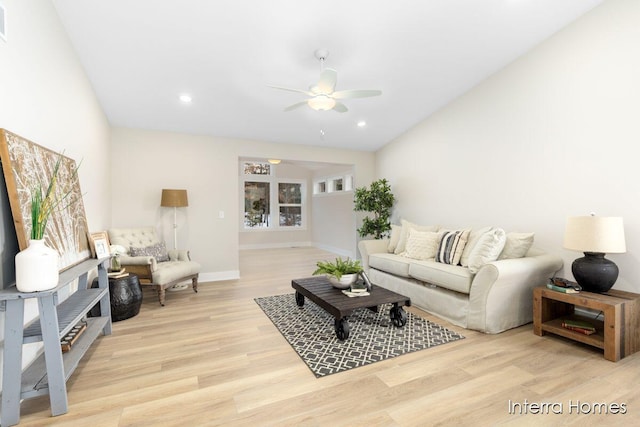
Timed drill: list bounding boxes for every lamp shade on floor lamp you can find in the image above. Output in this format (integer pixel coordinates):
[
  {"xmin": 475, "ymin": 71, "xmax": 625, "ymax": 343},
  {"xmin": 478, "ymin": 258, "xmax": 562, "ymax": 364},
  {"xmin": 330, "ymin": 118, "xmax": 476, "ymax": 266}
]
[
  {"xmin": 563, "ymin": 216, "xmax": 626, "ymax": 293},
  {"xmin": 161, "ymin": 189, "xmax": 188, "ymax": 250}
]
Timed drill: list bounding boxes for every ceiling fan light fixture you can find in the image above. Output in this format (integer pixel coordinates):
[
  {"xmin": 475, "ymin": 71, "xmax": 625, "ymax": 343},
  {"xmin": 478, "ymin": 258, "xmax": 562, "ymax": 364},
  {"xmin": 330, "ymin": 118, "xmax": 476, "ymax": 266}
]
[
  {"xmin": 268, "ymin": 159, "xmax": 281, "ymax": 165},
  {"xmin": 308, "ymin": 95, "xmax": 336, "ymax": 111}
]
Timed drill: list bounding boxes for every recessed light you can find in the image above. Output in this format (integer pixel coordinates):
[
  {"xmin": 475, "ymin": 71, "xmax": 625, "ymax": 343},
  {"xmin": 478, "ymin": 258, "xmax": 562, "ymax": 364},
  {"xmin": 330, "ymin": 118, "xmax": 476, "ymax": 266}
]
[
  {"xmin": 179, "ymin": 94, "xmax": 192, "ymax": 103},
  {"xmin": 357, "ymin": 121, "xmax": 366, "ymax": 127}
]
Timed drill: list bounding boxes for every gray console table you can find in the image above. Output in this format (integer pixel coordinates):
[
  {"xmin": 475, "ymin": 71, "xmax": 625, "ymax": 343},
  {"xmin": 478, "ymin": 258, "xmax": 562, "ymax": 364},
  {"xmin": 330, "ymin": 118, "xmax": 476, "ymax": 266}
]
[{"xmin": 0, "ymin": 258, "xmax": 112, "ymax": 426}]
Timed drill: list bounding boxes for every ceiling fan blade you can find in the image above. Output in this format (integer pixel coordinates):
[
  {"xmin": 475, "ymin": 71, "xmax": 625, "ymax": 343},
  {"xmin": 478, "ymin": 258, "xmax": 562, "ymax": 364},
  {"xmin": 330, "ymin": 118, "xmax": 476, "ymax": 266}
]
[
  {"xmin": 333, "ymin": 102, "xmax": 348, "ymax": 113},
  {"xmin": 316, "ymin": 68, "xmax": 337, "ymax": 94},
  {"xmin": 332, "ymin": 89, "xmax": 382, "ymax": 99},
  {"xmin": 284, "ymin": 101, "xmax": 308, "ymax": 112},
  {"xmin": 268, "ymin": 85, "xmax": 313, "ymax": 96}
]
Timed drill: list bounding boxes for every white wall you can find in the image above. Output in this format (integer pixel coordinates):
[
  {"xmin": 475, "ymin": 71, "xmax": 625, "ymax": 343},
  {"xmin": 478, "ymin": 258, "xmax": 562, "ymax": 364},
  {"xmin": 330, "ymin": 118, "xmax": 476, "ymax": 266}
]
[
  {"xmin": 111, "ymin": 127, "xmax": 375, "ymax": 279},
  {"xmin": 312, "ymin": 165, "xmax": 358, "ymax": 257},
  {"xmin": 377, "ymin": 0, "xmax": 640, "ymax": 292},
  {"xmin": 0, "ymin": 0, "xmax": 110, "ymax": 374}
]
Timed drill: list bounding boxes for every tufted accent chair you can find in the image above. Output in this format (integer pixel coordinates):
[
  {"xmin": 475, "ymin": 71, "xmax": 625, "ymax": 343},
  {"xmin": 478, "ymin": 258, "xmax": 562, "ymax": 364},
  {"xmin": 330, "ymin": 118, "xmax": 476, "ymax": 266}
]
[{"xmin": 108, "ymin": 227, "xmax": 201, "ymax": 306}]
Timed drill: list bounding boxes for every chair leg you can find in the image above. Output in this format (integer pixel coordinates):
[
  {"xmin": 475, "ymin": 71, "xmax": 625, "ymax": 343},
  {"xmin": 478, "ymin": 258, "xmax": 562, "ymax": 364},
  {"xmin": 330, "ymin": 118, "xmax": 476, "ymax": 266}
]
[
  {"xmin": 192, "ymin": 277, "xmax": 198, "ymax": 293},
  {"xmin": 158, "ymin": 286, "xmax": 166, "ymax": 306}
]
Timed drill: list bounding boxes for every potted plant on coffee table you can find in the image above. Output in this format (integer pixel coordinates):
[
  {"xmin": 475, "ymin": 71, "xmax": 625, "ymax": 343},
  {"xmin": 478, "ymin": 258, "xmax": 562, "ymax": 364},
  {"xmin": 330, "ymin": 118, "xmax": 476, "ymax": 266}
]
[{"xmin": 313, "ymin": 257, "xmax": 363, "ymax": 289}]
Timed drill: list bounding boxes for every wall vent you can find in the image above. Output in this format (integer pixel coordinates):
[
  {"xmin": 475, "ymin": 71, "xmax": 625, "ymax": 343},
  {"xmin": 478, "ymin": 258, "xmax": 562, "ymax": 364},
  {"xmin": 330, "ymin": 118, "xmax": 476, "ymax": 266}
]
[{"xmin": 0, "ymin": 3, "xmax": 6, "ymax": 42}]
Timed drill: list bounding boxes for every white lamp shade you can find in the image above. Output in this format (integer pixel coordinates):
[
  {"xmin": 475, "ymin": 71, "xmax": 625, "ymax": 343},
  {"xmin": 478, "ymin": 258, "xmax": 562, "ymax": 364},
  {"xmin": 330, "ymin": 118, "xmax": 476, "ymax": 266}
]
[{"xmin": 563, "ymin": 216, "xmax": 626, "ymax": 253}]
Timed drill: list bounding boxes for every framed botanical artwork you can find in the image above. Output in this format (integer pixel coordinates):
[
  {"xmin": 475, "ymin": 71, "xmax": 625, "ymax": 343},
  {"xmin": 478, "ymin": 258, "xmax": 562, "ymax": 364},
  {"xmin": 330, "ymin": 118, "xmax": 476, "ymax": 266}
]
[
  {"xmin": 0, "ymin": 129, "xmax": 91, "ymax": 270},
  {"xmin": 88, "ymin": 231, "xmax": 110, "ymax": 259}
]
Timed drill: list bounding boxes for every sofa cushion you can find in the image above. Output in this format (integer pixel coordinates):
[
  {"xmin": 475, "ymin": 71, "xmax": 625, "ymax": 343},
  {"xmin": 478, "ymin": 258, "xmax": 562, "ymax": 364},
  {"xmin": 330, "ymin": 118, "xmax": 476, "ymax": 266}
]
[
  {"xmin": 369, "ymin": 253, "xmax": 413, "ymax": 278},
  {"xmin": 409, "ymin": 260, "xmax": 474, "ymax": 294},
  {"xmin": 403, "ymin": 229, "xmax": 441, "ymax": 260},
  {"xmin": 435, "ymin": 229, "xmax": 470, "ymax": 265},
  {"xmin": 499, "ymin": 232, "xmax": 535, "ymax": 260},
  {"xmin": 387, "ymin": 224, "xmax": 402, "ymax": 253},
  {"xmin": 460, "ymin": 226, "xmax": 493, "ymax": 267},
  {"xmin": 130, "ymin": 241, "xmax": 170, "ymax": 262},
  {"xmin": 467, "ymin": 228, "xmax": 506, "ymax": 273},
  {"xmin": 394, "ymin": 219, "xmax": 439, "ymax": 254}
]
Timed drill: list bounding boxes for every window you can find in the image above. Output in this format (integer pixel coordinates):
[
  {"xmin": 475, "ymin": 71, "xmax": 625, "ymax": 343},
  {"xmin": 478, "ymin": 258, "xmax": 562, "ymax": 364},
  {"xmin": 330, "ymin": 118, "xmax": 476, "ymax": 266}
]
[
  {"xmin": 241, "ymin": 161, "xmax": 305, "ymax": 230},
  {"xmin": 331, "ymin": 177, "xmax": 343, "ymax": 192},
  {"xmin": 244, "ymin": 182, "xmax": 270, "ymax": 228},
  {"xmin": 313, "ymin": 173, "xmax": 354, "ymax": 196},
  {"xmin": 314, "ymin": 180, "xmax": 326, "ymax": 194},
  {"xmin": 278, "ymin": 183, "xmax": 302, "ymax": 227},
  {"xmin": 243, "ymin": 162, "xmax": 271, "ymax": 175}
]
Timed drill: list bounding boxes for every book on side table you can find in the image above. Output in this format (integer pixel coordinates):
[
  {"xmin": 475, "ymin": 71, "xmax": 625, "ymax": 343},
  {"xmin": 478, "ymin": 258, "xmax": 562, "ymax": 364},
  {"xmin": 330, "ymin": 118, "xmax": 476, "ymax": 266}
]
[
  {"xmin": 546, "ymin": 277, "xmax": 581, "ymax": 293},
  {"xmin": 561, "ymin": 318, "xmax": 596, "ymax": 335}
]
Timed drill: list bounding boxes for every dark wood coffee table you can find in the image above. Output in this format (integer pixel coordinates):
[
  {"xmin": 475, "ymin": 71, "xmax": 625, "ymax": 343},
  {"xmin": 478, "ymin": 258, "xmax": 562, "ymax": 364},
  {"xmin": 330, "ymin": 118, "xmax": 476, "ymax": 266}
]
[{"xmin": 291, "ymin": 276, "xmax": 411, "ymax": 340}]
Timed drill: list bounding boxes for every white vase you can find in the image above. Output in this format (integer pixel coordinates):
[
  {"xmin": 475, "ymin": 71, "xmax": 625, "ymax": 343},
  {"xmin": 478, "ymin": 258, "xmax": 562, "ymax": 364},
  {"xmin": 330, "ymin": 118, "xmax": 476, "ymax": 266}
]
[
  {"xmin": 15, "ymin": 239, "xmax": 60, "ymax": 292},
  {"xmin": 329, "ymin": 273, "xmax": 358, "ymax": 289}
]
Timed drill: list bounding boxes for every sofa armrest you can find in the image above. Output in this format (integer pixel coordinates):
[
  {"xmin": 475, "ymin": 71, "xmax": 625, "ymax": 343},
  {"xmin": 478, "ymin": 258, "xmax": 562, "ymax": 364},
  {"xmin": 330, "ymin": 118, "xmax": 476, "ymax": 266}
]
[
  {"xmin": 467, "ymin": 250, "xmax": 563, "ymax": 333},
  {"xmin": 357, "ymin": 239, "xmax": 390, "ymax": 272},
  {"xmin": 168, "ymin": 249, "xmax": 191, "ymax": 262}
]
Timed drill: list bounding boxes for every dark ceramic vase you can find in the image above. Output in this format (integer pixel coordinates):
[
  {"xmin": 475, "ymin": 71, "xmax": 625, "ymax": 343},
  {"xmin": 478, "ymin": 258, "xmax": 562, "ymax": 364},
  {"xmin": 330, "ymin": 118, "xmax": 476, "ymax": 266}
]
[{"xmin": 572, "ymin": 252, "xmax": 619, "ymax": 293}]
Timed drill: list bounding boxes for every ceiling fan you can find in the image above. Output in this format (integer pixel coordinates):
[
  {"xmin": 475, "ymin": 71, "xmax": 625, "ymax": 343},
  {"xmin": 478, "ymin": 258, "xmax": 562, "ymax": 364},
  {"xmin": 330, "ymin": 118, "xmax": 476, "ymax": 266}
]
[{"xmin": 269, "ymin": 49, "xmax": 382, "ymax": 113}]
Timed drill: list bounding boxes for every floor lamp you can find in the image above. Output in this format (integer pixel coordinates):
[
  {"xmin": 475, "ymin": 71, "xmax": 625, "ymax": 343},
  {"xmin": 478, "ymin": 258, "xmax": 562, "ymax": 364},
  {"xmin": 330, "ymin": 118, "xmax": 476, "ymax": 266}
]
[{"xmin": 161, "ymin": 189, "xmax": 189, "ymax": 290}]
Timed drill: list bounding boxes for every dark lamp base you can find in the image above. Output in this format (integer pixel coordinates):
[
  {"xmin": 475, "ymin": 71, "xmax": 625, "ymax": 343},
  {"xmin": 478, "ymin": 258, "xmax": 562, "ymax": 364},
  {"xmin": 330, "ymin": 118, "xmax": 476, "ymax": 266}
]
[{"xmin": 572, "ymin": 252, "xmax": 619, "ymax": 293}]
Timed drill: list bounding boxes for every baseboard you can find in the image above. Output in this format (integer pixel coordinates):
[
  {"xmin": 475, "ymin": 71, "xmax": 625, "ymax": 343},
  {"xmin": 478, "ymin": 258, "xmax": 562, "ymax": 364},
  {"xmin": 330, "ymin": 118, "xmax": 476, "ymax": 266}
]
[
  {"xmin": 312, "ymin": 243, "xmax": 355, "ymax": 259},
  {"xmin": 199, "ymin": 270, "xmax": 240, "ymax": 282},
  {"xmin": 239, "ymin": 242, "xmax": 313, "ymax": 250}
]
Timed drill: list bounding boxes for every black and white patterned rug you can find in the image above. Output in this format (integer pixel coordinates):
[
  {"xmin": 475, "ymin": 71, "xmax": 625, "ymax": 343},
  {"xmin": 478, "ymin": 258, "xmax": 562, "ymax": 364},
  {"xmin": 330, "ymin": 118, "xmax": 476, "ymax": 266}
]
[{"xmin": 255, "ymin": 293, "xmax": 465, "ymax": 377}]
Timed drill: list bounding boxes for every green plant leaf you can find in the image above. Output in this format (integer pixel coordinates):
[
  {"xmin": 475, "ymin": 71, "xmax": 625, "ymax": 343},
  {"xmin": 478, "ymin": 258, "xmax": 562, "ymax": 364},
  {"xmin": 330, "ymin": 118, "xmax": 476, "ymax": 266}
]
[
  {"xmin": 312, "ymin": 257, "xmax": 363, "ymax": 280},
  {"xmin": 354, "ymin": 178, "xmax": 395, "ymax": 239}
]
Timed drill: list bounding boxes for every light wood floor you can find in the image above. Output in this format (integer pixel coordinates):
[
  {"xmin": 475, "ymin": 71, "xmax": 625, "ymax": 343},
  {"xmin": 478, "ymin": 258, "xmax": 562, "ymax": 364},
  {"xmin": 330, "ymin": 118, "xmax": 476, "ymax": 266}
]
[{"xmin": 16, "ymin": 247, "xmax": 640, "ymax": 426}]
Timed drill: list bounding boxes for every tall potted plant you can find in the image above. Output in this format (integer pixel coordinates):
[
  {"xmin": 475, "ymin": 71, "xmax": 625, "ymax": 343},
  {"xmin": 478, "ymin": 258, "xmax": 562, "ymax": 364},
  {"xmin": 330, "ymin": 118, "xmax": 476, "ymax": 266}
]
[
  {"xmin": 354, "ymin": 178, "xmax": 395, "ymax": 239},
  {"xmin": 15, "ymin": 154, "xmax": 80, "ymax": 292}
]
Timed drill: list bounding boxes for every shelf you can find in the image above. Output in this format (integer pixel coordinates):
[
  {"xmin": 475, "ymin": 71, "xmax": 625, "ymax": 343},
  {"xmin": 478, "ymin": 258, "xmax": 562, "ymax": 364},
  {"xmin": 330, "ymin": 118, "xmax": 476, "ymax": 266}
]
[
  {"xmin": 22, "ymin": 288, "xmax": 108, "ymax": 343},
  {"xmin": 20, "ymin": 317, "xmax": 109, "ymax": 398},
  {"xmin": 0, "ymin": 257, "xmax": 108, "ymax": 301},
  {"xmin": 0, "ymin": 257, "xmax": 112, "ymax": 426},
  {"xmin": 540, "ymin": 316, "xmax": 604, "ymax": 349}
]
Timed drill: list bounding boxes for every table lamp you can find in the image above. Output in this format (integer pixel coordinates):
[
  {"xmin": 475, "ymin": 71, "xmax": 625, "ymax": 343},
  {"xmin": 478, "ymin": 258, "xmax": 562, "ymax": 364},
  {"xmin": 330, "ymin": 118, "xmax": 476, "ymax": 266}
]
[
  {"xmin": 161, "ymin": 189, "xmax": 188, "ymax": 250},
  {"xmin": 563, "ymin": 215, "xmax": 626, "ymax": 293}
]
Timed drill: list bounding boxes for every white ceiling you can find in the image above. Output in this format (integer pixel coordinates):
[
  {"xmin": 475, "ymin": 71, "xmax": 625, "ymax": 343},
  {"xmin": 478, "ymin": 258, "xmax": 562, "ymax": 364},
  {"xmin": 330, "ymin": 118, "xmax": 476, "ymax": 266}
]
[{"xmin": 52, "ymin": 0, "xmax": 602, "ymax": 152}]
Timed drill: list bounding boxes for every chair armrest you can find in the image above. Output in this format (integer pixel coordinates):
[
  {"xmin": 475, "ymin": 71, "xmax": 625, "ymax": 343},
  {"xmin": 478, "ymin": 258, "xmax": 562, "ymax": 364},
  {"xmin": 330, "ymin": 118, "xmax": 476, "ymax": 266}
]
[
  {"xmin": 168, "ymin": 249, "xmax": 191, "ymax": 262},
  {"xmin": 120, "ymin": 255, "xmax": 157, "ymax": 271}
]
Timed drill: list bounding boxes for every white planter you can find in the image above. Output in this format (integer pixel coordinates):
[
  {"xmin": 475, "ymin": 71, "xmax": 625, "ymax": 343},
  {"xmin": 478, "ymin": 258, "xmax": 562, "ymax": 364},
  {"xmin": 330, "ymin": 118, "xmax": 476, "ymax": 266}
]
[
  {"xmin": 15, "ymin": 239, "xmax": 60, "ymax": 292},
  {"xmin": 328, "ymin": 273, "xmax": 358, "ymax": 289}
]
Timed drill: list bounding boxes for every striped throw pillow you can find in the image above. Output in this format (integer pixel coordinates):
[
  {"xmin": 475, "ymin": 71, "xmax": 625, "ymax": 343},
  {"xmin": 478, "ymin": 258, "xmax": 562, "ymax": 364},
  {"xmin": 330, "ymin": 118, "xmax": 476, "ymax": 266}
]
[{"xmin": 435, "ymin": 230, "xmax": 470, "ymax": 265}]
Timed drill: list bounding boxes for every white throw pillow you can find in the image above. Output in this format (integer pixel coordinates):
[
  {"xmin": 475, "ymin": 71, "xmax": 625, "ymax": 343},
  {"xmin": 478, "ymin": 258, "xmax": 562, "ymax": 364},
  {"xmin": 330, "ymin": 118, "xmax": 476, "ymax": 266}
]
[
  {"xmin": 387, "ymin": 224, "xmax": 402, "ymax": 253},
  {"xmin": 467, "ymin": 228, "xmax": 506, "ymax": 273},
  {"xmin": 460, "ymin": 226, "xmax": 493, "ymax": 267},
  {"xmin": 499, "ymin": 232, "xmax": 535, "ymax": 260},
  {"xmin": 394, "ymin": 219, "xmax": 439, "ymax": 254},
  {"xmin": 403, "ymin": 229, "xmax": 441, "ymax": 260}
]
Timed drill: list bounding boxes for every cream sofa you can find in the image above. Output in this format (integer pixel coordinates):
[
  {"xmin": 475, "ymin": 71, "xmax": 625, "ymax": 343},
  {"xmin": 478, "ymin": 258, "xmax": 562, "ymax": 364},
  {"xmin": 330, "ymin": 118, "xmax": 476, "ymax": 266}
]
[
  {"xmin": 108, "ymin": 227, "xmax": 201, "ymax": 306},
  {"xmin": 358, "ymin": 222, "xmax": 563, "ymax": 333}
]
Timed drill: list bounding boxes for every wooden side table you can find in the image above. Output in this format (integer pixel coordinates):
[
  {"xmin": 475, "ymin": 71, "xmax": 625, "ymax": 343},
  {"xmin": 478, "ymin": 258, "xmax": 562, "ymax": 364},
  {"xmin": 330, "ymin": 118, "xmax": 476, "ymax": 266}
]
[{"xmin": 533, "ymin": 286, "xmax": 640, "ymax": 361}]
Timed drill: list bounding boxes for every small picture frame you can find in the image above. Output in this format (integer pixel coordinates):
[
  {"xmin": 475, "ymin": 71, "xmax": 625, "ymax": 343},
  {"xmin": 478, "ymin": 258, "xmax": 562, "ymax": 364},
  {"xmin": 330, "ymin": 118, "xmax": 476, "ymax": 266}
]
[{"xmin": 88, "ymin": 231, "xmax": 110, "ymax": 259}]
